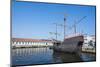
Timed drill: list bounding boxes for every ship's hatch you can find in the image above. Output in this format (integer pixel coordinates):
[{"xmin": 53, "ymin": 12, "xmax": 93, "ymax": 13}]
[
  {"xmin": 54, "ymin": 42, "xmax": 61, "ymax": 46},
  {"xmin": 77, "ymin": 41, "xmax": 83, "ymax": 52},
  {"xmin": 77, "ymin": 41, "xmax": 83, "ymax": 46}
]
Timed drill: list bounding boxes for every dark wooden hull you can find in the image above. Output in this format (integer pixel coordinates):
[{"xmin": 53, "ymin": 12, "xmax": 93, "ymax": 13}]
[{"xmin": 53, "ymin": 35, "xmax": 84, "ymax": 53}]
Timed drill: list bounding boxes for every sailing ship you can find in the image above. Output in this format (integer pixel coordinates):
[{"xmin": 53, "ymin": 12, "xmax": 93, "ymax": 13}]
[{"xmin": 53, "ymin": 15, "xmax": 86, "ymax": 53}]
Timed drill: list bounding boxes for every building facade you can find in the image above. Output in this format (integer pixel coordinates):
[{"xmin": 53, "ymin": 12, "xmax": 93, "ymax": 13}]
[
  {"xmin": 83, "ymin": 35, "xmax": 95, "ymax": 47},
  {"xmin": 82, "ymin": 35, "xmax": 96, "ymax": 53},
  {"xmin": 12, "ymin": 38, "xmax": 53, "ymax": 48}
]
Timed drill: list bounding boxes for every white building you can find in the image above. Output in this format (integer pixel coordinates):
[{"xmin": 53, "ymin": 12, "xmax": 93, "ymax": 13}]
[
  {"xmin": 82, "ymin": 35, "xmax": 96, "ymax": 53},
  {"xmin": 83, "ymin": 35, "xmax": 95, "ymax": 47},
  {"xmin": 12, "ymin": 38, "xmax": 53, "ymax": 48}
]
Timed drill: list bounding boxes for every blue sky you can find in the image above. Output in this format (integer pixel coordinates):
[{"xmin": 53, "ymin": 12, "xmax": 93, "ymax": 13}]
[{"xmin": 12, "ymin": 0, "xmax": 96, "ymax": 40}]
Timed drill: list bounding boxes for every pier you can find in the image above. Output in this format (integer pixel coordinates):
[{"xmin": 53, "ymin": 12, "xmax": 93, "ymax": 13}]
[{"xmin": 82, "ymin": 47, "xmax": 95, "ymax": 53}]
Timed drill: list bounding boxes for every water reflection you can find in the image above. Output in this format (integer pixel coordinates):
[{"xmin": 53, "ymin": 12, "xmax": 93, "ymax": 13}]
[
  {"xmin": 12, "ymin": 47, "xmax": 96, "ymax": 66},
  {"xmin": 53, "ymin": 52, "xmax": 82, "ymax": 63},
  {"xmin": 12, "ymin": 48, "xmax": 54, "ymax": 66}
]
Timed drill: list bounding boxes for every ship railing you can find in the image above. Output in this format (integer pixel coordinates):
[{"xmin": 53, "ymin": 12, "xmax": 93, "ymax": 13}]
[{"xmin": 65, "ymin": 33, "xmax": 83, "ymax": 39}]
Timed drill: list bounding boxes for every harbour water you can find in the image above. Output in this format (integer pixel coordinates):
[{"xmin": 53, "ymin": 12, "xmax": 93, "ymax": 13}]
[{"xmin": 12, "ymin": 47, "xmax": 96, "ymax": 66}]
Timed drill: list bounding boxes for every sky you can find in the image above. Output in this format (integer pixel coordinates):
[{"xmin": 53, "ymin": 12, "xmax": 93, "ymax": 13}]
[{"xmin": 12, "ymin": 0, "xmax": 96, "ymax": 40}]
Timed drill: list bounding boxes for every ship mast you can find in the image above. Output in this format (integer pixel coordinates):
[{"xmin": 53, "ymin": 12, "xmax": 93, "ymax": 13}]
[
  {"xmin": 54, "ymin": 23, "xmax": 59, "ymax": 40},
  {"xmin": 49, "ymin": 13, "xmax": 67, "ymax": 41},
  {"xmin": 64, "ymin": 14, "xmax": 66, "ymax": 40},
  {"xmin": 73, "ymin": 16, "xmax": 87, "ymax": 34},
  {"xmin": 49, "ymin": 23, "xmax": 60, "ymax": 41},
  {"xmin": 74, "ymin": 20, "xmax": 77, "ymax": 34}
]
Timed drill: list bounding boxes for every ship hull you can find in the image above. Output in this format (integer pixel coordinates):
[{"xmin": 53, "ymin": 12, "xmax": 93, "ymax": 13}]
[{"xmin": 53, "ymin": 35, "xmax": 84, "ymax": 53}]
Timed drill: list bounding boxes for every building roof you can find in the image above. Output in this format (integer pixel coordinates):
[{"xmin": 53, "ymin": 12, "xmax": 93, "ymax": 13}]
[{"xmin": 12, "ymin": 38, "xmax": 53, "ymax": 43}]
